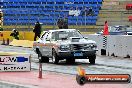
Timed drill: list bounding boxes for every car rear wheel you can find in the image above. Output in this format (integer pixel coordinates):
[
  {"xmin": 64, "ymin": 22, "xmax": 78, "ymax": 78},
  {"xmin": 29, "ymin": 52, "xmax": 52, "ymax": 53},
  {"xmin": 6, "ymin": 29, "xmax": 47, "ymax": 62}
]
[
  {"xmin": 52, "ymin": 49, "xmax": 59, "ymax": 64},
  {"xmin": 41, "ymin": 56, "xmax": 49, "ymax": 63},
  {"xmin": 89, "ymin": 54, "xmax": 96, "ymax": 64},
  {"xmin": 37, "ymin": 50, "xmax": 49, "ymax": 63}
]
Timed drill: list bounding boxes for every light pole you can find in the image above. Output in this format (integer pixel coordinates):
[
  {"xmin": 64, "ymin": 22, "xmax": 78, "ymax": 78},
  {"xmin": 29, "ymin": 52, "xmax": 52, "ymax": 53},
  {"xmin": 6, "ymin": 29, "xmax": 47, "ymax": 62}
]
[{"xmin": 84, "ymin": 7, "xmax": 87, "ymax": 31}]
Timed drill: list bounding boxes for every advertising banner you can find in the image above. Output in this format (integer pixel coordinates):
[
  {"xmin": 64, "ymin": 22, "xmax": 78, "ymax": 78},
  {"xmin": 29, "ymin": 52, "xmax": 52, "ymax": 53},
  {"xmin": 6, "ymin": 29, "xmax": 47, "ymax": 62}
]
[{"xmin": 0, "ymin": 52, "xmax": 31, "ymax": 71}]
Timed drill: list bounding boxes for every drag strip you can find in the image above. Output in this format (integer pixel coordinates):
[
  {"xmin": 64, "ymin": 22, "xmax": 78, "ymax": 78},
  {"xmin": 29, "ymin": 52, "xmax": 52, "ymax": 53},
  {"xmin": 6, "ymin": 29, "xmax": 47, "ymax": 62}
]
[
  {"xmin": 31, "ymin": 59, "xmax": 132, "ymax": 76},
  {"xmin": 1, "ymin": 45, "xmax": 132, "ymax": 82}
]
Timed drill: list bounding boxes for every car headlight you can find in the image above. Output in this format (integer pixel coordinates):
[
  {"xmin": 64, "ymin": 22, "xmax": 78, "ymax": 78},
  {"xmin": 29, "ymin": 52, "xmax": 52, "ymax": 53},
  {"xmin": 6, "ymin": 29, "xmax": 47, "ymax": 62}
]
[
  {"xmin": 60, "ymin": 45, "xmax": 70, "ymax": 51},
  {"xmin": 85, "ymin": 44, "xmax": 97, "ymax": 49},
  {"xmin": 86, "ymin": 44, "xmax": 93, "ymax": 47}
]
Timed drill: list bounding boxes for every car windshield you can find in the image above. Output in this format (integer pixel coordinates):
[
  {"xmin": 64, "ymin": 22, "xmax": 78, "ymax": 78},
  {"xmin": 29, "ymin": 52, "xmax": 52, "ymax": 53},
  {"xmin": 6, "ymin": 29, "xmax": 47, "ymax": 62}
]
[
  {"xmin": 126, "ymin": 27, "xmax": 132, "ymax": 31},
  {"xmin": 53, "ymin": 30, "xmax": 83, "ymax": 40},
  {"xmin": 109, "ymin": 26, "xmax": 129, "ymax": 32}
]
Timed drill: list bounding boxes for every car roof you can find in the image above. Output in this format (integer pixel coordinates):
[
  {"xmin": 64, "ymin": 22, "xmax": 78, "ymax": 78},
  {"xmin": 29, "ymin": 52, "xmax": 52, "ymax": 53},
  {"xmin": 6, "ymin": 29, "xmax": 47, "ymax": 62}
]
[
  {"xmin": 112, "ymin": 25, "xmax": 129, "ymax": 28},
  {"xmin": 48, "ymin": 29, "xmax": 76, "ymax": 32}
]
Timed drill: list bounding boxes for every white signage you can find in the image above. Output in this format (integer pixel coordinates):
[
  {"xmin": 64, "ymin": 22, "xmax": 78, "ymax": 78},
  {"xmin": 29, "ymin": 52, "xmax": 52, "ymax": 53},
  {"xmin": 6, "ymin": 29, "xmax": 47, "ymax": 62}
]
[
  {"xmin": 0, "ymin": 54, "xmax": 31, "ymax": 72},
  {"xmin": 69, "ymin": 10, "xmax": 81, "ymax": 16},
  {"xmin": 0, "ymin": 63, "xmax": 30, "ymax": 71}
]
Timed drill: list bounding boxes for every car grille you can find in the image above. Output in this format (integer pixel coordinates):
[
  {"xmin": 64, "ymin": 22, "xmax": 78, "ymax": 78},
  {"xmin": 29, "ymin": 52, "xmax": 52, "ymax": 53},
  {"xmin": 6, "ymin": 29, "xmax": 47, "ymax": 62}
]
[{"xmin": 70, "ymin": 44, "xmax": 86, "ymax": 51}]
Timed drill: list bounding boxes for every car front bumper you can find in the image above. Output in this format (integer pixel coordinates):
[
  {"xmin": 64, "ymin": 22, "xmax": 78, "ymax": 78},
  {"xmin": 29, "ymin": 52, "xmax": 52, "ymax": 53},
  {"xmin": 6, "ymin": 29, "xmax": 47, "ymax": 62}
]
[{"xmin": 57, "ymin": 50, "xmax": 97, "ymax": 59}]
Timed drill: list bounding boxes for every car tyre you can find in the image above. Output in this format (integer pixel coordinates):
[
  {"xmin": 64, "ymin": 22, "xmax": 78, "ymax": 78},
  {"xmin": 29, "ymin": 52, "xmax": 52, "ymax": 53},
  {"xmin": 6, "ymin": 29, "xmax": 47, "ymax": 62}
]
[
  {"xmin": 89, "ymin": 54, "xmax": 96, "ymax": 64},
  {"xmin": 41, "ymin": 56, "xmax": 49, "ymax": 63},
  {"xmin": 76, "ymin": 75, "xmax": 86, "ymax": 85},
  {"xmin": 37, "ymin": 50, "xmax": 49, "ymax": 63},
  {"xmin": 52, "ymin": 49, "xmax": 59, "ymax": 64}
]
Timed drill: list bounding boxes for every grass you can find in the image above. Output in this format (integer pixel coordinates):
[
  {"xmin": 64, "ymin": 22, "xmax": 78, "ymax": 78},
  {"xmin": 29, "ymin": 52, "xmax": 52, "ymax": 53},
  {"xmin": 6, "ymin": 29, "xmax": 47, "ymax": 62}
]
[
  {"xmin": 2, "ymin": 25, "xmax": 102, "ymax": 33},
  {"xmin": 2, "ymin": 25, "xmax": 97, "ymax": 29}
]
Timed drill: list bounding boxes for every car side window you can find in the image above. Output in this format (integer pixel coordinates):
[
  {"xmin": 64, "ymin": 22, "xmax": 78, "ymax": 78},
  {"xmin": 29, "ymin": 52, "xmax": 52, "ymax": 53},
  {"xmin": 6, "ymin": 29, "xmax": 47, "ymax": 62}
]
[
  {"xmin": 40, "ymin": 32, "xmax": 48, "ymax": 40},
  {"xmin": 51, "ymin": 32, "xmax": 56, "ymax": 41},
  {"xmin": 40, "ymin": 32, "xmax": 46, "ymax": 38},
  {"xmin": 46, "ymin": 32, "xmax": 51, "ymax": 40}
]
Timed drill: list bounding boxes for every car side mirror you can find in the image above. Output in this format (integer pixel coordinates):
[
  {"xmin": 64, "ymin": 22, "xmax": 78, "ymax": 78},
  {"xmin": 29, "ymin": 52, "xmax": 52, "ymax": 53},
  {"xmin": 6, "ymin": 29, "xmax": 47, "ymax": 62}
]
[{"xmin": 46, "ymin": 38, "xmax": 50, "ymax": 41}]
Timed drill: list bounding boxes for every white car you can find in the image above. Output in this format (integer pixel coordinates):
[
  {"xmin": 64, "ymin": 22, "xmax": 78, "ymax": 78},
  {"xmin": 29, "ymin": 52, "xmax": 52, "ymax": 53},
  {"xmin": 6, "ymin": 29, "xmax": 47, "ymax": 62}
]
[{"xmin": 33, "ymin": 29, "xmax": 98, "ymax": 64}]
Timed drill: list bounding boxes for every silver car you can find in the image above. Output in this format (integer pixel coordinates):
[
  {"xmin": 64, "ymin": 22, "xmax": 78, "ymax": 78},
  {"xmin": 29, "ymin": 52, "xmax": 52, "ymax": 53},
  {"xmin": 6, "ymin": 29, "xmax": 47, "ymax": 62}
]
[
  {"xmin": 33, "ymin": 29, "xmax": 98, "ymax": 64},
  {"xmin": 97, "ymin": 25, "xmax": 132, "ymax": 35}
]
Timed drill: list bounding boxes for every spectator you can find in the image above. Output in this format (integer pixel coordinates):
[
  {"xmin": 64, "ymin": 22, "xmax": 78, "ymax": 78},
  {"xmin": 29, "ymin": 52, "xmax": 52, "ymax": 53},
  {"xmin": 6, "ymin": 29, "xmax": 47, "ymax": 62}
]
[
  {"xmin": 82, "ymin": 7, "xmax": 88, "ymax": 16},
  {"xmin": 103, "ymin": 21, "xmax": 109, "ymax": 35},
  {"xmin": 82, "ymin": 7, "xmax": 94, "ymax": 16},
  {"xmin": 87, "ymin": 7, "xmax": 94, "ymax": 16},
  {"xmin": 33, "ymin": 21, "xmax": 42, "ymax": 41},
  {"xmin": 63, "ymin": 17, "xmax": 68, "ymax": 29},
  {"xmin": 10, "ymin": 29, "xmax": 19, "ymax": 40},
  {"xmin": 57, "ymin": 17, "xmax": 64, "ymax": 29}
]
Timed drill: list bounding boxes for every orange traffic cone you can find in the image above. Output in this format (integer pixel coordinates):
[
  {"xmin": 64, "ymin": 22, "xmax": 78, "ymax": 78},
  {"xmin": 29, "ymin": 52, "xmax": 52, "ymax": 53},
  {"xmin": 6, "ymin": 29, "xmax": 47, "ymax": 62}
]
[
  {"xmin": 38, "ymin": 62, "xmax": 42, "ymax": 79},
  {"xmin": 1, "ymin": 38, "xmax": 5, "ymax": 45}
]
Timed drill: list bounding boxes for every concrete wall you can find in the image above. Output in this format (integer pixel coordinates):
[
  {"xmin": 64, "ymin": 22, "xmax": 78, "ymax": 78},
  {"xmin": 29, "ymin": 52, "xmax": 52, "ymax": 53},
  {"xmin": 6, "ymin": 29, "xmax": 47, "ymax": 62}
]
[{"xmin": 86, "ymin": 34, "xmax": 132, "ymax": 58}]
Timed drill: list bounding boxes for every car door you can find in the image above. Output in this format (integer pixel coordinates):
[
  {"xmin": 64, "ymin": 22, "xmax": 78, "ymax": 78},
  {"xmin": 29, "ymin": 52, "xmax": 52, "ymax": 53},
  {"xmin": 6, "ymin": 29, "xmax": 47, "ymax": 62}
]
[
  {"xmin": 42, "ymin": 32, "xmax": 52, "ymax": 57},
  {"xmin": 38, "ymin": 32, "xmax": 48, "ymax": 56}
]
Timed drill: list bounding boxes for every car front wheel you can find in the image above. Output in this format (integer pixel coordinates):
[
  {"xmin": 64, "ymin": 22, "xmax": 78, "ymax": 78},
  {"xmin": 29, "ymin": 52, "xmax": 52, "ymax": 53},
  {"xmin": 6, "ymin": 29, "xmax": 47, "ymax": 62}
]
[{"xmin": 89, "ymin": 54, "xmax": 96, "ymax": 64}]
